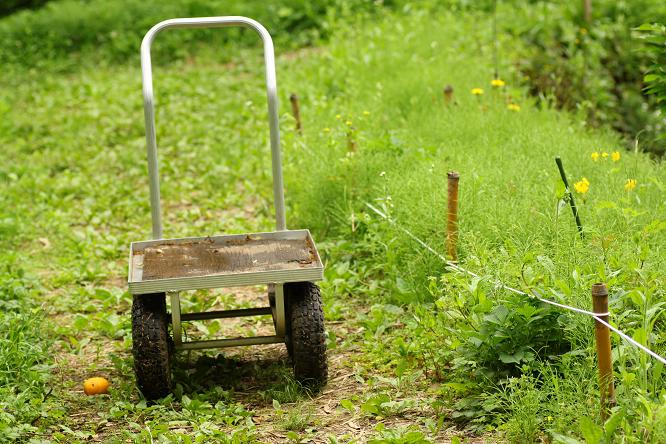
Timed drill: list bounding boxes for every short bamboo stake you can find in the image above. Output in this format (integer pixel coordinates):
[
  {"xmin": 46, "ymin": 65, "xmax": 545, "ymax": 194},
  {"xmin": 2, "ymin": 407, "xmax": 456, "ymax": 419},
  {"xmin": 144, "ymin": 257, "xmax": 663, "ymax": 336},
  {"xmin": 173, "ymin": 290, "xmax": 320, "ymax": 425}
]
[
  {"xmin": 447, "ymin": 171, "xmax": 460, "ymax": 262},
  {"xmin": 289, "ymin": 93, "xmax": 302, "ymax": 134},
  {"xmin": 592, "ymin": 283, "xmax": 616, "ymax": 421},
  {"xmin": 347, "ymin": 128, "xmax": 356, "ymax": 153},
  {"xmin": 443, "ymin": 85, "xmax": 454, "ymax": 105}
]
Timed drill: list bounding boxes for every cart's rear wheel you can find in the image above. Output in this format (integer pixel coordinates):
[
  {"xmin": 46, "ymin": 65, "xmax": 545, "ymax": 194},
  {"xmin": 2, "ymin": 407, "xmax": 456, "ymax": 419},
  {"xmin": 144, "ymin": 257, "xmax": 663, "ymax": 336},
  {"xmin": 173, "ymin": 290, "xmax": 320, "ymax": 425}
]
[
  {"xmin": 132, "ymin": 293, "xmax": 172, "ymax": 400},
  {"xmin": 285, "ymin": 282, "xmax": 327, "ymax": 388}
]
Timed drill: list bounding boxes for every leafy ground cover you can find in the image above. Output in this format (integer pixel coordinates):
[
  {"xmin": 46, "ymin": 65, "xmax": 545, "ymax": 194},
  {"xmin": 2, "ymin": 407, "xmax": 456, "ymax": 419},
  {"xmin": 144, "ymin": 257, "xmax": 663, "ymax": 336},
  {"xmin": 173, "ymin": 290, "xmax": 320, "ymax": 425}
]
[
  {"xmin": 506, "ymin": 0, "xmax": 666, "ymax": 155},
  {"xmin": 1, "ymin": 2, "xmax": 665, "ymax": 443}
]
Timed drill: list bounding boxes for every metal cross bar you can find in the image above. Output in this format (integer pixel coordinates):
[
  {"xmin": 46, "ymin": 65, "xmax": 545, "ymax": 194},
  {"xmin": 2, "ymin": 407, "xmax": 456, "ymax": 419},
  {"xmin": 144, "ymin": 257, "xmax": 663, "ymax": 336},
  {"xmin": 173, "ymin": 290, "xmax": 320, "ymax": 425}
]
[
  {"xmin": 180, "ymin": 307, "xmax": 272, "ymax": 322},
  {"xmin": 178, "ymin": 335, "xmax": 284, "ymax": 351}
]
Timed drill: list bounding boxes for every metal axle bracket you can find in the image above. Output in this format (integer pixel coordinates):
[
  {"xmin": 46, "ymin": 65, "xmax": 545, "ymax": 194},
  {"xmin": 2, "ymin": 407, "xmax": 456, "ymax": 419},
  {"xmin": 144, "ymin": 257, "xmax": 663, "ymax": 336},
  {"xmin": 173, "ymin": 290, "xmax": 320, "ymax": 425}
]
[{"xmin": 168, "ymin": 286, "xmax": 286, "ymax": 350}]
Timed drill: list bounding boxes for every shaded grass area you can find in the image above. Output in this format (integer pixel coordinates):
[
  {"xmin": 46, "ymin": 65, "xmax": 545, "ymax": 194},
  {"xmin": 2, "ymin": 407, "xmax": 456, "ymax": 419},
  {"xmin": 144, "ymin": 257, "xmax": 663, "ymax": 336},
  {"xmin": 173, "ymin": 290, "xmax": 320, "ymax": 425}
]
[
  {"xmin": 0, "ymin": 3, "xmax": 665, "ymax": 443},
  {"xmin": 0, "ymin": 0, "xmax": 416, "ymax": 71}
]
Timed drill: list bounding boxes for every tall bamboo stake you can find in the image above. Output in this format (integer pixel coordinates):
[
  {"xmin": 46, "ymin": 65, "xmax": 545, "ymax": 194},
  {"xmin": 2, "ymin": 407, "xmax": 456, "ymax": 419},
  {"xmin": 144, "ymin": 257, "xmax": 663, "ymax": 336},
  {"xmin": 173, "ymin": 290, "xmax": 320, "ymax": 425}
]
[
  {"xmin": 592, "ymin": 283, "xmax": 616, "ymax": 421},
  {"xmin": 447, "ymin": 171, "xmax": 460, "ymax": 261},
  {"xmin": 583, "ymin": 0, "xmax": 592, "ymax": 23}
]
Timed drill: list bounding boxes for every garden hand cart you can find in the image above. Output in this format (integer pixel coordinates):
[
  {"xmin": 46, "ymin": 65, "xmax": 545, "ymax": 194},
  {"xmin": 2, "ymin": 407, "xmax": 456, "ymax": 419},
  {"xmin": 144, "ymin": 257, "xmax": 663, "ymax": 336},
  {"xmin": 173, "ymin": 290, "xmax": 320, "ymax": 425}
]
[{"xmin": 127, "ymin": 16, "xmax": 327, "ymax": 400}]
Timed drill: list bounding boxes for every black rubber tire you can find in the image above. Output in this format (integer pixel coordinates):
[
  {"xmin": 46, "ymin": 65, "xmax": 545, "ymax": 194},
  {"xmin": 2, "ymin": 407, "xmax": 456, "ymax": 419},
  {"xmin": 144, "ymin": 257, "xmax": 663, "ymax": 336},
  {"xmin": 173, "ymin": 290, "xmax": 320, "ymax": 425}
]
[
  {"xmin": 284, "ymin": 282, "xmax": 328, "ymax": 388},
  {"xmin": 131, "ymin": 293, "xmax": 172, "ymax": 400}
]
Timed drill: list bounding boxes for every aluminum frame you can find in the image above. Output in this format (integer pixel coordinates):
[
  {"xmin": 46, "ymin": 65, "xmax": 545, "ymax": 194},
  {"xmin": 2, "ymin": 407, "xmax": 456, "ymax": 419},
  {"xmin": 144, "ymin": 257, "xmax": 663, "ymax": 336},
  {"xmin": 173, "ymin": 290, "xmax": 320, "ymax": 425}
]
[
  {"xmin": 140, "ymin": 16, "xmax": 286, "ymax": 240},
  {"xmin": 168, "ymin": 287, "xmax": 286, "ymax": 350}
]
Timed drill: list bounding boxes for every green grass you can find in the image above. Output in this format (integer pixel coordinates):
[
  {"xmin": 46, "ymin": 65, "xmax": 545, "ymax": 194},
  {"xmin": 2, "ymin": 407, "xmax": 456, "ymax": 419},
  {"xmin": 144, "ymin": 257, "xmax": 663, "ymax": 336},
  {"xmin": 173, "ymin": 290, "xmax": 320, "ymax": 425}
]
[
  {"xmin": 0, "ymin": 1, "xmax": 665, "ymax": 443},
  {"xmin": 0, "ymin": 257, "xmax": 52, "ymax": 441},
  {"xmin": 0, "ymin": 0, "xmax": 417, "ymax": 71}
]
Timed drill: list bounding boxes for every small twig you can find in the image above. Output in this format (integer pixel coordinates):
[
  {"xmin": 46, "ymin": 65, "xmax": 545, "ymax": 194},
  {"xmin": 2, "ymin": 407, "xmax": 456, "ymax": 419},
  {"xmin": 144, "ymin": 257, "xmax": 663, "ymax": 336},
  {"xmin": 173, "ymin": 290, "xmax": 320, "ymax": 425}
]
[
  {"xmin": 289, "ymin": 93, "xmax": 302, "ymax": 134},
  {"xmin": 492, "ymin": 0, "xmax": 499, "ymax": 80}
]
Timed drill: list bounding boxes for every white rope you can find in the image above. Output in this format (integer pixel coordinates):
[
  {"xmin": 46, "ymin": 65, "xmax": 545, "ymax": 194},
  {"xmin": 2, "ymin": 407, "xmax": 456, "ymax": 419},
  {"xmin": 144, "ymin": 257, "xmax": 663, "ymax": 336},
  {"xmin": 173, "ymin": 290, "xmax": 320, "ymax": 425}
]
[{"xmin": 364, "ymin": 202, "xmax": 666, "ymax": 366}]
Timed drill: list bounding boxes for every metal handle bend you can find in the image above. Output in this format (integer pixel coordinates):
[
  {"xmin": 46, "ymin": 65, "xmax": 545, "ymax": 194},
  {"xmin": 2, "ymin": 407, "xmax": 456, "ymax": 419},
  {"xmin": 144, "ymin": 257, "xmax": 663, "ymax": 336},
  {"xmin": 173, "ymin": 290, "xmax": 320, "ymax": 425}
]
[{"xmin": 140, "ymin": 16, "xmax": 286, "ymax": 239}]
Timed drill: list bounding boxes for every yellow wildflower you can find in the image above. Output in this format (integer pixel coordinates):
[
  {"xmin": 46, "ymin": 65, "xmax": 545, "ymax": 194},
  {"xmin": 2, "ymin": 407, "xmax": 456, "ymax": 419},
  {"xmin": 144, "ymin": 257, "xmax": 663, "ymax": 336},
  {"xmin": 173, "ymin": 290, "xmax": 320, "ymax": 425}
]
[
  {"xmin": 624, "ymin": 179, "xmax": 637, "ymax": 191},
  {"xmin": 363, "ymin": 110, "xmax": 370, "ymax": 116},
  {"xmin": 471, "ymin": 88, "xmax": 484, "ymax": 95},
  {"xmin": 507, "ymin": 103, "xmax": 521, "ymax": 112},
  {"xmin": 611, "ymin": 151, "xmax": 620, "ymax": 162},
  {"xmin": 345, "ymin": 120, "xmax": 353, "ymax": 126},
  {"xmin": 602, "ymin": 152, "xmax": 609, "ymax": 159},
  {"xmin": 591, "ymin": 152, "xmax": 600, "ymax": 161},
  {"xmin": 335, "ymin": 114, "xmax": 341, "ymax": 119},
  {"xmin": 323, "ymin": 128, "xmax": 331, "ymax": 133},
  {"xmin": 574, "ymin": 177, "xmax": 590, "ymax": 194},
  {"xmin": 491, "ymin": 79, "xmax": 506, "ymax": 88}
]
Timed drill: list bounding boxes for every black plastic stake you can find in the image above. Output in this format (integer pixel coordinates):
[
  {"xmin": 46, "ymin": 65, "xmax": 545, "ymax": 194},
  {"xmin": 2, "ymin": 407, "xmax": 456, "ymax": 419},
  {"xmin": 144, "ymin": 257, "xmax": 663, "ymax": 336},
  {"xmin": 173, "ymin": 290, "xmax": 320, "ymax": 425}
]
[{"xmin": 555, "ymin": 157, "xmax": 584, "ymax": 238}]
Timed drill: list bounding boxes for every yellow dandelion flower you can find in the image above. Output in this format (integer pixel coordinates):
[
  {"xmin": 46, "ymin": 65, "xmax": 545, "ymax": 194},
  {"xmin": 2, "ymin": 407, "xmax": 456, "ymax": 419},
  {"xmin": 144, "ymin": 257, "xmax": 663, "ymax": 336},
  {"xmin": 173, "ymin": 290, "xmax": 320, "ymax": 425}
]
[
  {"xmin": 323, "ymin": 128, "xmax": 331, "ymax": 133},
  {"xmin": 624, "ymin": 179, "xmax": 637, "ymax": 191},
  {"xmin": 602, "ymin": 152, "xmax": 609, "ymax": 159},
  {"xmin": 574, "ymin": 177, "xmax": 590, "ymax": 194},
  {"xmin": 363, "ymin": 110, "xmax": 370, "ymax": 116},
  {"xmin": 471, "ymin": 88, "xmax": 484, "ymax": 95},
  {"xmin": 491, "ymin": 79, "xmax": 506, "ymax": 88},
  {"xmin": 591, "ymin": 152, "xmax": 600, "ymax": 161},
  {"xmin": 345, "ymin": 120, "xmax": 353, "ymax": 126},
  {"xmin": 335, "ymin": 114, "xmax": 341, "ymax": 119},
  {"xmin": 611, "ymin": 151, "xmax": 620, "ymax": 162},
  {"xmin": 507, "ymin": 103, "xmax": 521, "ymax": 112}
]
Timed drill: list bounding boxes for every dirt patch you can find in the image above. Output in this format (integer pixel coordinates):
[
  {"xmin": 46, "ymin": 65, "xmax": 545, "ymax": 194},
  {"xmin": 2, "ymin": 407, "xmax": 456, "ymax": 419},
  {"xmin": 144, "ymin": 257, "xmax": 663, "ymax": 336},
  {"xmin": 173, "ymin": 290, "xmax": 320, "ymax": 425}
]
[{"xmin": 42, "ymin": 283, "xmax": 471, "ymax": 442}]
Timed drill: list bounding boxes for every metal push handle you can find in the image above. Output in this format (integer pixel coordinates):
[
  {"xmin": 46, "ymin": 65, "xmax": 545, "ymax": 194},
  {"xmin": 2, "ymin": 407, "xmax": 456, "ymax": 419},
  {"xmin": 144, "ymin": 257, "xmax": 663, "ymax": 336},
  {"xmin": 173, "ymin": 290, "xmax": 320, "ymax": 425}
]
[{"xmin": 140, "ymin": 16, "xmax": 287, "ymax": 239}]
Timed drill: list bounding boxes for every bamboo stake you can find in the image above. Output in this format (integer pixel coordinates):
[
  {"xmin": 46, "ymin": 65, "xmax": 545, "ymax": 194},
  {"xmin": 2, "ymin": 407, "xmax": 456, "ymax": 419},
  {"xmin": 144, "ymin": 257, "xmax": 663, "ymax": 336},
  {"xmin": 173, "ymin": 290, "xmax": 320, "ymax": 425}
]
[
  {"xmin": 347, "ymin": 128, "xmax": 356, "ymax": 153},
  {"xmin": 583, "ymin": 0, "xmax": 592, "ymax": 23},
  {"xmin": 443, "ymin": 85, "xmax": 454, "ymax": 105},
  {"xmin": 289, "ymin": 93, "xmax": 302, "ymax": 134},
  {"xmin": 492, "ymin": 0, "xmax": 499, "ymax": 80},
  {"xmin": 447, "ymin": 171, "xmax": 460, "ymax": 262},
  {"xmin": 555, "ymin": 157, "xmax": 584, "ymax": 238},
  {"xmin": 592, "ymin": 283, "xmax": 616, "ymax": 421}
]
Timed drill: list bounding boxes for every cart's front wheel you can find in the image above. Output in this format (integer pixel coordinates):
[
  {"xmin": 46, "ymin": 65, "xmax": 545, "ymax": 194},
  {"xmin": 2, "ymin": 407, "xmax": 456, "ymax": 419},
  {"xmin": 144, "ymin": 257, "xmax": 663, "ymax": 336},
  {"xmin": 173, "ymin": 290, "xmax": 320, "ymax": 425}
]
[
  {"xmin": 285, "ymin": 282, "xmax": 328, "ymax": 388},
  {"xmin": 132, "ymin": 293, "xmax": 172, "ymax": 400}
]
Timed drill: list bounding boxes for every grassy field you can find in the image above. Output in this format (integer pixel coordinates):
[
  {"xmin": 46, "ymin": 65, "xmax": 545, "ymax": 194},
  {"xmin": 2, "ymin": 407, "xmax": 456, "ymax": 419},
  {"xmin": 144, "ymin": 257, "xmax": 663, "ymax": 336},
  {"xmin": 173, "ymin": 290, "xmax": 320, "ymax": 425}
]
[{"xmin": 1, "ymin": 2, "xmax": 665, "ymax": 443}]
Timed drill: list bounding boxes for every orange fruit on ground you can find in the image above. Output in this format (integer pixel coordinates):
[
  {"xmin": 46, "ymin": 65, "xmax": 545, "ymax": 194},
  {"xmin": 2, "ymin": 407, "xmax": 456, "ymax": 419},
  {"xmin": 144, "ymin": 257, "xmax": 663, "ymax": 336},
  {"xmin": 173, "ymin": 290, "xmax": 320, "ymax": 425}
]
[{"xmin": 83, "ymin": 377, "xmax": 110, "ymax": 395}]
